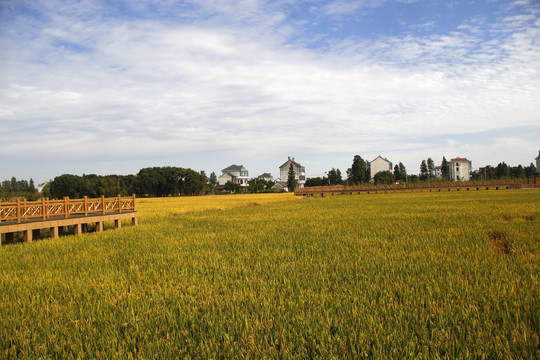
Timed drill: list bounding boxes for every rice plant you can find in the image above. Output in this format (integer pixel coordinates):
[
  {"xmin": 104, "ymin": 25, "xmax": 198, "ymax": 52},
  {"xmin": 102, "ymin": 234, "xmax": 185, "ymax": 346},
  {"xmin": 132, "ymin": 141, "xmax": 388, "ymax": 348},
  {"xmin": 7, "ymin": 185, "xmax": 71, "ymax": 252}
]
[{"xmin": 1, "ymin": 190, "xmax": 538, "ymax": 358}]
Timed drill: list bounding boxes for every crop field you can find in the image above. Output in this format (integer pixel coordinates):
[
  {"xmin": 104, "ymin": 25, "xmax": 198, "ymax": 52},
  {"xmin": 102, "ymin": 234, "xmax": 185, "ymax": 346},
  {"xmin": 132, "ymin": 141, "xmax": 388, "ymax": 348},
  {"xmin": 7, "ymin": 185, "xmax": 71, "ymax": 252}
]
[{"xmin": 1, "ymin": 191, "xmax": 539, "ymax": 359}]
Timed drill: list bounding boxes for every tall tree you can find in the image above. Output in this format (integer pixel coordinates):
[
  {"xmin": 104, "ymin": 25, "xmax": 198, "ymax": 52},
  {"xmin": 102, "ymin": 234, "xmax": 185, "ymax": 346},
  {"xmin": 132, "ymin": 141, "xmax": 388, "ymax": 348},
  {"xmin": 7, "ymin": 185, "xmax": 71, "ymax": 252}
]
[
  {"xmin": 209, "ymin": 172, "xmax": 218, "ymax": 185},
  {"xmin": 525, "ymin": 163, "xmax": 536, "ymax": 176},
  {"xmin": 287, "ymin": 164, "xmax": 297, "ymax": 192},
  {"xmin": 398, "ymin": 162, "xmax": 407, "ymax": 182},
  {"xmin": 394, "ymin": 165, "xmax": 401, "ymax": 181},
  {"xmin": 347, "ymin": 155, "xmax": 369, "ymax": 185},
  {"xmin": 427, "ymin": 158, "xmax": 435, "ymax": 178},
  {"xmin": 495, "ymin": 162, "xmax": 511, "ymax": 179},
  {"xmin": 420, "ymin": 160, "xmax": 428, "ymax": 181},
  {"xmin": 441, "ymin": 157, "xmax": 449, "ymax": 178}
]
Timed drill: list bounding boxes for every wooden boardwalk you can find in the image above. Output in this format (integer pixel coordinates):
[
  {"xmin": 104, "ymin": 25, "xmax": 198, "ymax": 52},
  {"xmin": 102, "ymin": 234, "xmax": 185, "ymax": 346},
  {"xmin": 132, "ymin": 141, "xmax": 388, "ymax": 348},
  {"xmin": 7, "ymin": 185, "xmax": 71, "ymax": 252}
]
[
  {"xmin": 294, "ymin": 179, "xmax": 532, "ymax": 196},
  {"xmin": 0, "ymin": 195, "xmax": 137, "ymax": 244}
]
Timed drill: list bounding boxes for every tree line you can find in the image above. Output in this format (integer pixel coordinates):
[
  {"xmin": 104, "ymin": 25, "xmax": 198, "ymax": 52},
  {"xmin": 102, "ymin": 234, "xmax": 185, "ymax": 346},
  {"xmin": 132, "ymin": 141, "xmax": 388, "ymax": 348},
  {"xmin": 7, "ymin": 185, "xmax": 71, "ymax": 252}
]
[
  {"xmin": 305, "ymin": 155, "xmax": 537, "ymax": 187},
  {"xmin": 1, "ymin": 167, "xmax": 211, "ymax": 200},
  {"xmin": 2, "ymin": 158, "xmax": 537, "ymax": 200},
  {"xmin": 305, "ymin": 155, "xmax": 409, "ymax": 186},
  {"xmin": 0, "ymin": 177, "xmax": 40, "ymax": 201}
]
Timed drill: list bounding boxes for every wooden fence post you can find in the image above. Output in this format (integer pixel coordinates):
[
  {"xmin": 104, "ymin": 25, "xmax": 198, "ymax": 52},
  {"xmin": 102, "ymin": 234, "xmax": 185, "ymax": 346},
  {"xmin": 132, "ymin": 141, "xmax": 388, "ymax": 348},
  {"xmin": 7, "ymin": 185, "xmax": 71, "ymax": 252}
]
[
  {"xmin": 64, "ymin": 197, "xmax": 69, "ymax": 218},
  {"xmin": 84, "ymin": 196, "xmax": 88, "ymax": 216},
  {"xmin": 101, "ymin": 195, "xmax": 105, "ymax": 215},
  {"xmin": 117, "ymin": 194, "xmax": 122, "ymax": 213},
  {"xmin": 16, "ymin": 198, "xmax": 21, "ymax": 223},
  {"xmin": 42, "ymin": 197, "xmax": 46, "ymax": 220}
]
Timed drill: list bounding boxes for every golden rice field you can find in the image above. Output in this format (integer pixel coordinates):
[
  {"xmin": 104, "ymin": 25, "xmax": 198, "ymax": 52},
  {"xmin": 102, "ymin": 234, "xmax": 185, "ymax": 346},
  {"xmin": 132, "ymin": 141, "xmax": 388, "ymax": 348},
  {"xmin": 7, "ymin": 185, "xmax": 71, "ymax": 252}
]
[{"xmin": 1, "ymin": 190, "xmax": 539, "ymax": 359}]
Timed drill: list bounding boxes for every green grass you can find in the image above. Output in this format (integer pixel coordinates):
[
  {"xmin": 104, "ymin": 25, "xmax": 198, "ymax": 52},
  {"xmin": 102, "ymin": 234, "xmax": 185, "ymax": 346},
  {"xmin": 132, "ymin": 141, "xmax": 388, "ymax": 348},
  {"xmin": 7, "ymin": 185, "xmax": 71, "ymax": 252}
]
[{"xmin": 1, "ymin": 191, "xmax": 539, "ymax": 358}]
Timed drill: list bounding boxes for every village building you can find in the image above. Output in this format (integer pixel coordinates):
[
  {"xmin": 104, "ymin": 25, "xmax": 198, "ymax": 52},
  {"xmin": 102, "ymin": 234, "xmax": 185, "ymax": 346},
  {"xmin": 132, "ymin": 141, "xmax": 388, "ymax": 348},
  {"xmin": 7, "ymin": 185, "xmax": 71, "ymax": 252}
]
[
  {"xmin": 449, "ymin": 157, "xmax": 472, "ymax": 181},
  {"xmin": 218, "ymin": 165, "xmax": 249, "ymax": 187},
  {"xmin": 258, "ymin": 173, "xmax": 273, "ymax": 182},
  {"xmin": 369, "ymin": 156, "xmax": 392, "ymax": 181},
  {"xmin": 279, "ymin": 157, "xmax": 305, "ymax": 188},
  {"xmin": 434, "ymin": 166, "xmax": 442, "ymax": 178}
]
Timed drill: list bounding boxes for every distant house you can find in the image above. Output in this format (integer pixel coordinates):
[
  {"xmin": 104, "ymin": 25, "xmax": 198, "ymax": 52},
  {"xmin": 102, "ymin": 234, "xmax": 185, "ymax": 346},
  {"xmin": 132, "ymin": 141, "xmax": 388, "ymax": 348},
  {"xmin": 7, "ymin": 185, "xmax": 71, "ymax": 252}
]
[
  {"xmin": 370, "ymin": 156, "xmax": 392, "ymax": 181},
  {"xmin": 258, "ymin": 173, "xmax": 273, "ymax": 182},
  {"xmin": 449, "ymin": 157, "xmax": 472, "ymax": 181},
  {"xmin": 271, "ymin": 181, "xmax": 287, "ymax": 192},
  {"xmin": 434, "ymin": 166, "xmax": 443, "ymax": 178},
  {"xmin": 279, "ymin": 157, "xmax": 305, "ymax": 188},
  {"xmin": 218, "ymin": 164, "xmax": 249, "ymax": 187}
]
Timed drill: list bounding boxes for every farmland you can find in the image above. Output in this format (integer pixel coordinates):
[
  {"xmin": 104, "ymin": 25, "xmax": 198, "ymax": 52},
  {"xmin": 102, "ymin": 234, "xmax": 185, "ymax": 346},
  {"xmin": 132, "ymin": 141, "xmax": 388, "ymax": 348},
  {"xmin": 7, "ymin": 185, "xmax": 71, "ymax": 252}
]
[{"xmin": 1, "ymin": 191, "xmax": 539, "ymax": 358}]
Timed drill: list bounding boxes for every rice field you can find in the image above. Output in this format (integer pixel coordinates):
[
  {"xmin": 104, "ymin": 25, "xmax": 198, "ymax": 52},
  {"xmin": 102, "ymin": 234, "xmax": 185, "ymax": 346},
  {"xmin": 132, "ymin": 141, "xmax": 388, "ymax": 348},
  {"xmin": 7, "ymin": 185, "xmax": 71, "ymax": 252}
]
[{"xmin": 1, "ymin": 190, "xmax": 539, "ymax": 359}]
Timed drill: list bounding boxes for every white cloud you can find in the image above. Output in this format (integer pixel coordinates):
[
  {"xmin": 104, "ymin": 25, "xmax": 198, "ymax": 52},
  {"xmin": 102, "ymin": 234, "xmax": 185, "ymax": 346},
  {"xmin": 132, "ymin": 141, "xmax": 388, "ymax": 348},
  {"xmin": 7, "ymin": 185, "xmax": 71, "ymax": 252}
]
[{"xmin": 0, "ymin": 0, "xmax": 539, "ymax": 181}]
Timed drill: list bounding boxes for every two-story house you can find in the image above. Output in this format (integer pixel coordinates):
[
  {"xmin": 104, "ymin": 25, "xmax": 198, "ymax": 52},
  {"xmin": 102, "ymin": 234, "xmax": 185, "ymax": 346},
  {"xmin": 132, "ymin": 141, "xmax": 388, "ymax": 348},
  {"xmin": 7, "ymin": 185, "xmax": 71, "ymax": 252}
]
[
  {"xmin": 218, "ymin": 164, "xmax": 249, "ymax": 187},
  {"xmin": 370, "ymin": 156, "xmax": 392, "ymax": 181}
]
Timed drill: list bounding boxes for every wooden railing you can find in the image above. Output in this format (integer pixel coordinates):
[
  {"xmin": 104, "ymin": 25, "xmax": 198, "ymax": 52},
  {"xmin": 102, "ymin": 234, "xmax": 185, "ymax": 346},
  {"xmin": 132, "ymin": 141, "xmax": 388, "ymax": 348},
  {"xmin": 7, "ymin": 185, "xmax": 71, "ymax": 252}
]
[
  {"xmin": 295, "ymin": 179, "xmax": 531, "ymax": 195},
  {"xmin": 0, "ymin": 195, "xmax": 136, "ymax": 224}
]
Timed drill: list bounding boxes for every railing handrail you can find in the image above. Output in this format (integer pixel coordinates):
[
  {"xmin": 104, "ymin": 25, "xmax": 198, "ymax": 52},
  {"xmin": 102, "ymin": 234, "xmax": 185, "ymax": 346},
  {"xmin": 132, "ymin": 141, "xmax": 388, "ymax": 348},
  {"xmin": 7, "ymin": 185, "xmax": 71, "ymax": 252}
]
[{"xmin": 0, "ymin": 195, "xmax": 136, "ymax": 224}]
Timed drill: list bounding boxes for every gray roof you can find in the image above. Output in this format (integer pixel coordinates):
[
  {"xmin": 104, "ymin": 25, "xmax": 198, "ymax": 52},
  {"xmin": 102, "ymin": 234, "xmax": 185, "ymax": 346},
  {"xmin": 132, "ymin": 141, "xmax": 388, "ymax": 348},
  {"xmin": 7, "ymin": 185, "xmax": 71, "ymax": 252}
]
[
  {"xmin": 279, "ymin": 158, "xmax": 302, "ymax": 169},
  {"xmin": 222, "ymin": 164, "xmax": 246, "ymax": 172}
]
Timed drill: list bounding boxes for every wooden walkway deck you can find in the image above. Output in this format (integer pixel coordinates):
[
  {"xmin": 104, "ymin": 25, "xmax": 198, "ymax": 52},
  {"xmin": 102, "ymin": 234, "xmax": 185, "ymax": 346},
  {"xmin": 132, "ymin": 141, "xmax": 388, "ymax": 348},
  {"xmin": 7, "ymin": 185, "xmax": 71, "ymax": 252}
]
[
  {"xmin": 1, "ymin": 195, "xmax": 137, "ymax": 244},
  {"xmin": 294, "ymin": 179, "xmax": 533, "ymax": 196}
]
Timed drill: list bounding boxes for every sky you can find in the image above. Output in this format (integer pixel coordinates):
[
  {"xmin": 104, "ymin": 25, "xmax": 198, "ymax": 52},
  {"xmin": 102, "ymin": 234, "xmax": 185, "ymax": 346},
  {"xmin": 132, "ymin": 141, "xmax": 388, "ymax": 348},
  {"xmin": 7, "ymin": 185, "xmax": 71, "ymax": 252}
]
[{"xmin": 1, "ymin": 0, "xmax": 539, "ymax": 184}]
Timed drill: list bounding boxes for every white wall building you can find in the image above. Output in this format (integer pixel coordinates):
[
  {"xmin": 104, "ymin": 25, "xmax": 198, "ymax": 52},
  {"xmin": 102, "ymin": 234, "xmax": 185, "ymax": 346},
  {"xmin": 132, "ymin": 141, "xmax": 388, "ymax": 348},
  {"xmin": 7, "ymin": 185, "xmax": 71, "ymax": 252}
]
[
  {"xmin": 449, "ymin": 157, "xmax": 472, "ymax": 181},
  {"xmin": 218, "ymin": 164, "xmax": 249, "ymax": 187},
  {"xmin": 434, "ymin": 166, "xmax": 443, "ymax": 178},
  {"xmin": 369, "ymin": 156, "xmax": 392, "ymax": 181},
  {"xmin": 279, "ymin": 157, "xmax": 305, "ymax": 188}
]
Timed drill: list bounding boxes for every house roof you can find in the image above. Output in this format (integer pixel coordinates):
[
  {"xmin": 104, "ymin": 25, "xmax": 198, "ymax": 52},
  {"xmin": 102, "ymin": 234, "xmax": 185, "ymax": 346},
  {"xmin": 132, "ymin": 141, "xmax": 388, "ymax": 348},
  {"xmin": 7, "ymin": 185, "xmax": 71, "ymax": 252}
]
[
  {"xmin": 279, "ymin": 158, "xmax": 302, "ymax": 169},
  {"xmin": 258, "ymin": 173, "xmax": 273, "ymax": 178},
  {"xmin": 272, "ymin": 181, "xmax": 287, "ymax": 189},
  {"xmin": 370, "ymin": 155, "xmax": 391, "ymax": 164},
  {"xmin": 450, "ymin": 157, "xmax": 470, "ymax": 162},
  {"xmin": 222, "ymin": 164, "xmax": 246, "ymax": 172}
]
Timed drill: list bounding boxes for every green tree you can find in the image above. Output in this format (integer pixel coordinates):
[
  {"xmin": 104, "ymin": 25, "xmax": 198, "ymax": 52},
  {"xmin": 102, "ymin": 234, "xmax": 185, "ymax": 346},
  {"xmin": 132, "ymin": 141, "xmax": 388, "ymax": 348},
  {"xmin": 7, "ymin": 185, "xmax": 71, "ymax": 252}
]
[
  {"xmin": 373, "ymin": 170, "xmax": 395, "ymax": 185},
  {"xmin": 441, "ymin": 157, "xmax": 449, "ymax": 179},
  {"xmin": 224, "ymin": 180, "xmax": 239, "ymax": 193},
  {"xmin": 495, "ymin": 162, "xmax": 511, "ymax": 179},
  {"xmin": 525, "ymin": 163, "xmax": 536, "ymax": 176},
  {"xmin": 420, "ymin": 160, "xmax": 428, "ymax": 181},
  {"xmin": 398, "ymin": 162, "xmax": 407, "ymax": 182},
  {"xmin": 393, "ymin": 164, "xmax": 400, "ymax": 181},
  {"xmin": 347, "ymin": 155, "xmax": 369, "ymax": 184},
  {"xmin": 327, "ymin": 168, "xmax": 342, "ymax": 185},
  {"xmin": 305, "ymin": 177, "xmax": 326, "ymax": 187},
  {"xmin": 209, "ymin": 172, "xmax": 218, "ymax": 185},
  {"xmin": 287, "ymin": 164, "xmax": 297, "ymax": 192},
  {"xmin": 427, "ymin": 158, "xmax": 435, "ymax": 178}
]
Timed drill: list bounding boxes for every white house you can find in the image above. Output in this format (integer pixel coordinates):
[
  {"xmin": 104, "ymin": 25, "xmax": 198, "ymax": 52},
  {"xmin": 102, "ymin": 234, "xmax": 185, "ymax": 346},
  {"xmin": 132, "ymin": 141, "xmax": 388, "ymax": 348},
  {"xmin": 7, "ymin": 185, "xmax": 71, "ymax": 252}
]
[
  {"xmin": 279, "ymin": 157, "xmax": 305, "ymax": 188},
  {"xmin": 218, "ymin": 164, "xmax": 249, "ymax": 187},
  {"xmin": 435, "ymin": 166, "xmax": 443, "ymax": 178},
  {"xmin": 370, "ymin": 156, "xmax": 392, "ymax": 181},
  {"xmin": 449, "ymin": 157, "xmax": 472, "ymax": 181}
]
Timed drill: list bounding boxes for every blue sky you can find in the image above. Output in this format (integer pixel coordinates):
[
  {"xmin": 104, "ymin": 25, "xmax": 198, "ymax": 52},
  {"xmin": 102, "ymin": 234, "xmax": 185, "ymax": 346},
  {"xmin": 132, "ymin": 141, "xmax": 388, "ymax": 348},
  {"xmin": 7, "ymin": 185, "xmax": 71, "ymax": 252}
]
[{"xmin": 1, "ymin": 0, "xmax": 539, "ymax": 183}]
